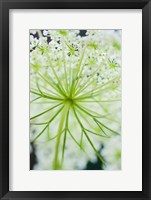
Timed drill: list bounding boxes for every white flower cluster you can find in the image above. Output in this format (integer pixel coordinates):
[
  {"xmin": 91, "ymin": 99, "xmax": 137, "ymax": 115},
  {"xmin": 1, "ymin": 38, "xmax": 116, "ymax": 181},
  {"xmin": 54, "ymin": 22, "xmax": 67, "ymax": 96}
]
[
  {"xmin": 30, "ymin": 29, "xmax": 121, "ymax": 170},
  {"xmin": 102, "ymin": 135, "xmax": 121, "ymax": 170}
]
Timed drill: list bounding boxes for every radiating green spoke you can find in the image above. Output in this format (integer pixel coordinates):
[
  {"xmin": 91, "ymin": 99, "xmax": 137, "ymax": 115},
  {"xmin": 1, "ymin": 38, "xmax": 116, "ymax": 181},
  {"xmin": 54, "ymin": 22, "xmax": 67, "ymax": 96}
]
[
  {"xmin": 31, "ymin": 124, "xmax": 49, "ymax": 143},
  {"xmin": 74, "ymin": 103, "xmax": 119, "ymax": 136},
  {"xmin": 36, "ymin": 81, "xmax": 64, "ymax": 98},
  {"xmin": 61, "ymin": 108, "xmax": 70, "ymax": 165},
  {"xmin": 31, "ymin": 105, "xmax": 64, "ymax": 142},
  {"xmin": 74, "ymin": 103, "xmax": 109, "ymax": 137},
  {"xmin": 83, "ymin": 129, "xmax": 105, "ymax": 164},
  {"xmin": 47, "ymin": 129, "xmax": 65, "ymax": 142},
  {"xmin": 74, "ymin": 76, "xmax": 120, "ymax": 100},
  {"xmin": 74, "ymin": 103, "xmax": 104, "ymax": 118},
  {"xmin": 68, "ymin": 129, "xmax": 87, "ymax": 155},
  {"xmin": 72, "ymin": 106, "xmax": 105, "ymax": 164},
  {"xmin": 30, "ymin": 89, "xmax": 64, "ymax": 101},
  {"xmin": 30, "ymin": 96, "xmax": 41, "ymax": 104},
  {"xmin": 71, "ymin": 47, "xmax": 87, "ymax": 95},
  {"xmin": 74, "ymin": 64, "xmax": 102, "ymax": 96},
  {"xmin": 30, "ymin": 122, "xmax": 48, "ymax": 125},
  {"xmin": 30, "ymin": 102, "xmax": 62, "ymax": 120},
  {"xmin": 38, "ymin": 72, "xmax": 66, "ymax": 98},
  {"xmin": 94, "ymin": 119, "xmax": 120, "ymax": 135},
  {"xmin": 31, "ymin": 101, "xmax": 61, "ymax": 104},
  {"xmin": 85, "ymin": 128, "xmax": 110, "ymax": 138},
  {"xmin": 76, "ymin": 99, "xmax": 121, "ymax": 103},
  {"xmin": 62, "ymin": 38, "xmax": 69, "ymax": 95}
]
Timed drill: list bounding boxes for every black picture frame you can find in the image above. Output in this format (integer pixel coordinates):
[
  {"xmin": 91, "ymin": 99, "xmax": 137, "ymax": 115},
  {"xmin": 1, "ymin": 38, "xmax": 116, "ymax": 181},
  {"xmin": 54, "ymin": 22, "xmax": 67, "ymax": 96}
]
[{"xmin": 0, "ymin": 0, "xmax": 151, "ymax": 199}]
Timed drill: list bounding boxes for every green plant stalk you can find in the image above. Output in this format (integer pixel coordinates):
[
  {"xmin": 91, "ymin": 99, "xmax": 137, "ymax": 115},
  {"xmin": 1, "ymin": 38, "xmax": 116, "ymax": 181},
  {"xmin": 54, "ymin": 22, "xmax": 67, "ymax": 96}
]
[
  {"xmin": 31, "ymin": 106, "xmax": 64, "ymax": 142},
  {"xmin": 70, "ymin": 47, "xmax": 86, "ymax": 96},
  {"xmin": 38, "ymin": 72, "xmax": 66, "ymax": 98},
  {"xmin": 74, "ymin": 76, "xmax": 120, "ymax": 100},
  {"xmin": 62, "ymin": 38, "xmax": 69, "ymax": 95},
  {"xmin": 72, "ymin": 106, "xmax": 105, "ymax": 164},
  {"xmin": 52, "ymin": 104, "xmax": 70, "ymax": 170},
  {"xmin": 61, "ymin": 109, "xmax": 70, "ymax": 166}
]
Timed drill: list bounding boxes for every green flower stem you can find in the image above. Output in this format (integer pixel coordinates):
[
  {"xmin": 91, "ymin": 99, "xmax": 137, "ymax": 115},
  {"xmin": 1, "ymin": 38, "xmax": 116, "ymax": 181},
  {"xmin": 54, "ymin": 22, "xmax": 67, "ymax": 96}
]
[
  {"xmin": 74, "ymin": 103, "xmax": 103, "ymax": 118},
  {"xmin": 30, "ymin": 96, "xmax": 41, "ymax": 103},
  {"xmin": 75, "ymin": 108, "xmax": 109, "ymax": 138},
  {"xmin": 31, "ymin": 106, "xmax": 64, "ymax": 142},
  {"xmin": 53, "ymin": 104, "xmax": 70, "ymax": 170},
  {"xmin": 46, "ymin": 128, "xmax": 65, "ymax": 142},
  {"xmin": 62, "ymin": 38, "xmax": 69, "ymax": 95},
  {"xmin": 30, "ymin": 102, "xmax": 62, "ymax": 120},
  {"xmin": 67, "ymin": 128, "xmax": 89, "ymax": 157},
  {"xmin": 75, "ymin": 103, "xmax": 120, "ymax": 135},
  {"xmin": 61, "ymin": 109, "xmax": 70, "ymax": 166},
  {"xmin": 70, "ymin": 47, "xmax": 87, "ymax": 96},
  {"xmin": 74, "ymin": 76, "xmax": 120, "ymax": 100},
  {"xmin": 45, "ymin": 52, "xmax": 67, "ymax": 95},
  {"xmin": 74, "ymin": 63, "xmax": 102, "ymax": 96},
  {"xmin": 32, "ymin": 85, "xmax": 63, "ymax": 100},
  {"xmin": 36, "ymin": 81, "xmax": 64, "ymax": 98},
  {"xmin": 32, "ymin": 101, "xmax": 61, "ymax": 104},
  {"xmin": 30, "ymin": 90, "xmax": 63, "ymax": 101},
  {"xmin": 72, "ymin": 106, "xmax": 105, "ymax": 164},
  {"xmin": 38, "ymin": 72, "xmax": 66, "ymax": 98},
  {"xmin": 77, "ymin": 99, "xmax": 121, "ymax": 103}
]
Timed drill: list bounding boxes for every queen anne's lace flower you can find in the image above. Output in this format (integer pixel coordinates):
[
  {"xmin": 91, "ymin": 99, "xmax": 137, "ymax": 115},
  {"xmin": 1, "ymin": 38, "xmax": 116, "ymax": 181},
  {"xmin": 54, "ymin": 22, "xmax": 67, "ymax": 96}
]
[{"xmin": 30, "ymin": 29, "xmax": 121, "ymax": 170}]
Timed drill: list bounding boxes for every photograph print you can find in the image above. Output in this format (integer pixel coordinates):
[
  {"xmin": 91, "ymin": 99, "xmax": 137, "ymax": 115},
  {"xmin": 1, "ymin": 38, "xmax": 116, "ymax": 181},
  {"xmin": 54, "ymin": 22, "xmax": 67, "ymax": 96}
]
[{"xmin": 30, "ymin": 29, "xmax": 121, "ymax": 170}]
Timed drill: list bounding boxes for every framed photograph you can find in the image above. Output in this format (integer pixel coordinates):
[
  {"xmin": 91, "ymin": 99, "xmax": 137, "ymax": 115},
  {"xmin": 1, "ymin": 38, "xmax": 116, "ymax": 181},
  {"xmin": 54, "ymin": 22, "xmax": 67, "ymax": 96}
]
[{"xmin": 0, "ymin": 0, "xmax": 150, "ymax": 199}]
